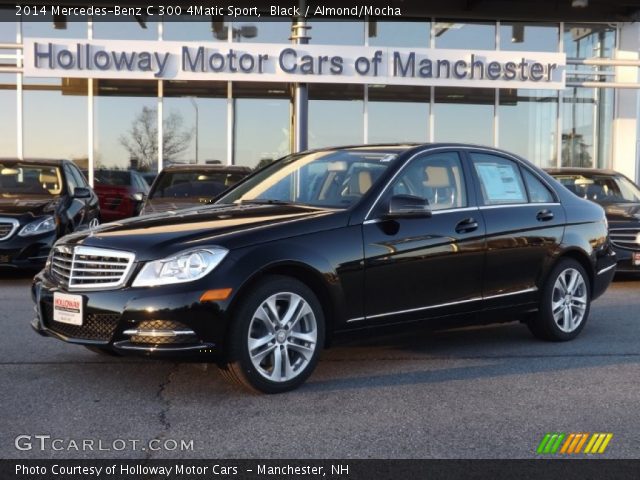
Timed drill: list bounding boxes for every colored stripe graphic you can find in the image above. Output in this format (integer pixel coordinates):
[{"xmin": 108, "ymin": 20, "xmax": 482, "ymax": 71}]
[
  {"xmin": 585, "ymin": 433, "xmax": 614, "ymax": 454},
  {"xmin": 538, "ymin": 433, "xmax": 612, "ymax": 454}
]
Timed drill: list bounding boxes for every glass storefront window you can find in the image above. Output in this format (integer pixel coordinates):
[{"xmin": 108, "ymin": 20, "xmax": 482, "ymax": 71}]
[
  {"xmin": 434, "ymin": 22, "xmax": 495, "ymax": 50},
  {"xmin": 434, "ymin": 87, "xmax": 494, "ymax": 146},
  {"xmin": 23, "ymin": 77, "xmax": 88, "ymax": 164},
  {"xmin": 499, "ymin": 22, "xmax": 559, "ymax": 52},
  {"xmin": 0, "ymin": 74, "xmax": 16, "ymax": 157},
  {"xmin": 309, "ymin": 20, "xmax": 364, "ymax": 45},
  {"xmin": 0, "ymin": 17, "xmax": 16, "ymax": 41},
  {"xmin": 163, "ymin": 81, "xmax": 228, "ymax": 165},
  {"xmin": 368, "ymin": 85, "xmax": 429, "ymax": 143},
  {"xmin": 499, "ymin": 89, "xmax": 558, "ymax": 167},
  {"xmin": 163, "ymin": 17, "xmax": 229, "ymax": 41},
  {"xmin": 94, "ymin": 18, "xmax": 158, "ymax": 40},
  {"xmin": 94, "ymin": 80, "xmax": 158, "ymax": 172},
  {"xmin": 368, "ymin": 21, "xmax": 429, "ymax": 48},
  {"xmin": 561, "ymin": 87, "xmax": 601, "ymax": 168},
  {"xmin": 231, "ymin": 20, "xmax": 289, "ymax": 43},
  {"xmin": 309, "ymin": 83, "xmax": 364, "ymax": 148},
  {"xmin": 22, "ymin": 17, "xmax": 88, "ymax": 38},
  {"xmin": 234, "ymin": 97, "xmax": 290, "ymax": 168}
]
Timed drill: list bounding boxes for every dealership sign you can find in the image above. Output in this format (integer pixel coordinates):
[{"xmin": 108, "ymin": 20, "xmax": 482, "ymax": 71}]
[{"xmin": 24, "ymin": 38, "xmax": 565, "ymax": 89}]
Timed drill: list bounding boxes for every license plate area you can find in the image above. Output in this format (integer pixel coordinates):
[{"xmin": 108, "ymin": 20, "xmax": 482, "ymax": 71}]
[
  {"xmin": 633, "ymin": 252, "xmax": 640, "ymax": 266},
  {"xmin": 53, "ymin": 292, "xmax": 83, "ymax": 326}
]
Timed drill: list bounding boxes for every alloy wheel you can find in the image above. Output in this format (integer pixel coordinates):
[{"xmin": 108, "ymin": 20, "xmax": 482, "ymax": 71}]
[
  {"xmin": 247, "ymin": 292, "xmax": 318, "ymax": 382},
  {"xmin": 551, "ymin": 268, "xmax": 588, "ymax": 333}
]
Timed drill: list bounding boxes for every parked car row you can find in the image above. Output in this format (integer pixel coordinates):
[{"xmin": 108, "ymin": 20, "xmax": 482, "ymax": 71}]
[
  {"xmin": 1, "ymin": 161, "xmax": 251, "ymax": 270},
  {"xmin": 546, "ymin": 168, "xmax": 640, "ymax": 273}
]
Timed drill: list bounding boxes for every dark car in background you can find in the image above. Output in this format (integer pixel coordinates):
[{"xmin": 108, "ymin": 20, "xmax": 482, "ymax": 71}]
[
  {"xmin": 90, "ymin": 169, "xmax": 150, "ymax": 223},
  {"xmin": 32, "ymin": 144, "xmax": 616, "ymax": 393},
  {"xmin": 0, "ymin": 159, "xmax": 100, "ymax": 270},
  {"xmin": 141, "ymin": 164, "xmax": 251, "ymax": 215},
  {"xmin": 547, "ymin": 168, "xmax": 640, "ymax": 273}
]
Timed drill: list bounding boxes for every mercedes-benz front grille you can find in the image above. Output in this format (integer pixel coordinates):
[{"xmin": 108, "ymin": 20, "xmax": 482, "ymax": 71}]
[
  {"xmin": 610, "ymin": 228, "xmax": 640, "ymax": 251},
  {"xmin": 50, "ymin": 245, "xmax": 135, "ymax": 290},
  {"xmin": 0, "ymin": 218, "xmax": 19, "ymax": 241}
]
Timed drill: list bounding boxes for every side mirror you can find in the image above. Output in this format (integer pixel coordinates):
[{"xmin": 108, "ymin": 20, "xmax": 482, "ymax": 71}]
[
  {"xmin": 73, "ymin": 187, "xmax": 91, "ymax": 199},
  {"xmin": 384, "ymin": 194, "xmax": 432, "ymax": 219},
  {"xmin": 132, "ymin": 192, "xmax": 146, "ymax": 202}
]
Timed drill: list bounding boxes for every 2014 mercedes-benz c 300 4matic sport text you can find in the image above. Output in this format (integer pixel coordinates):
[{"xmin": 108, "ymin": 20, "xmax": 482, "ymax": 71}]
[{"xmin": 32, "ymin": 144, "xmax": 617, "ymax": 393}]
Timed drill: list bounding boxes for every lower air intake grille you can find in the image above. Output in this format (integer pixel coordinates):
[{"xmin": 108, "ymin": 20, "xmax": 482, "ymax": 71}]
[{"xmin": 44, "ymin": 303, "xmax": 120, "ymax": 341}]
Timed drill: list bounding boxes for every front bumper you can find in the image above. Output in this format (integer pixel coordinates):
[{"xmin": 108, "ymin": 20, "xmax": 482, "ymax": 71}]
[
  {"xmin": 31, "ymin": 271, "xmax": 234, "ymax": 356},
  {"xmin": 611, "ymin": 246, "xmax": 640, "ymax": 273},
  {"xmin": 0, "ymin": 231, "xmax": 56, "ymax": 269}
]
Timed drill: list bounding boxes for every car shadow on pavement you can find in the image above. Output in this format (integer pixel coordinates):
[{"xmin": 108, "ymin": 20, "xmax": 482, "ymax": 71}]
[{"xmin": 301, "ymin": 322, "xmax": 640, "ymax": 393}]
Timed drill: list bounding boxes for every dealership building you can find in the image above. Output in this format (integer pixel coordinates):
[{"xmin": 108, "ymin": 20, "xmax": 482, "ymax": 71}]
[{"xmin": 1, "ymin": 1, "xmax": 640, "ymax": 186}]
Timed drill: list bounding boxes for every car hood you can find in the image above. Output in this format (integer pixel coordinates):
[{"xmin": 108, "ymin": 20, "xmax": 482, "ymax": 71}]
[
  {"xmin": 602, "ymin": 202, "xmax": 640, "ymax": 223},
  {"xmin": 59, "ymin": 203, "xmax": 347, "ymax": 261},
  {"xmin": 0, "ymin": 196, "xmax": 60, "ymax": 219},
  {"xmin": 142, "ymin": 197, "xmax": 209, "ymax": 215}
]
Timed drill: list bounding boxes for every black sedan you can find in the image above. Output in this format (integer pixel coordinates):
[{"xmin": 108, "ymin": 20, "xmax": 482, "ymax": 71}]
[
  {"xmin": 0, "ymin": 159, "xmax": 100, "ymax": 270},
  {"xmin": 140, "ymin": 164, "xmax": 251, "ymax": 215},
  {"xmin": 547, "ymin": 168, "xmax": 640, "ymax": 273},
  {"xmin": 31, "ymin": 144, "xmax": 616, "ymax": 393}
]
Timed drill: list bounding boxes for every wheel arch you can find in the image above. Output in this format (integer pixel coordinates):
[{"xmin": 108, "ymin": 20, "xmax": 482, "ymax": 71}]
[
  {"xmin": 547, "ymin": 247, "xmax": 595, "ymax": 295},
  {"xmin": 226, "ymin": 260, "xmax": 344, "ymax": 349}
]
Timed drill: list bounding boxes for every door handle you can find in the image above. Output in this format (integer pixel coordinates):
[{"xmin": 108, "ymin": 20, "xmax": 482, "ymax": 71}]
[
  {"xmin": 455, "ymin": 217, "xmax": 479, "ymax": 234},
  {"xmin": 536, "ymin": 209, "xmax": 554, "ymax": 222}
]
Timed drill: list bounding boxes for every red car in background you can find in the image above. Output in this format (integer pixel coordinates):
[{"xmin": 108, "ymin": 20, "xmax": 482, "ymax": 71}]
[{"xmin": 90, "ymin": 170, "xmax": 150, "ymax": 223}]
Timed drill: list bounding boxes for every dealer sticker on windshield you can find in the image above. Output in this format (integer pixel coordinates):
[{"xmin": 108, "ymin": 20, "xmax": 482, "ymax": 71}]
[{"xmin": 53, "ymin": 292, "xmax": 83, "ymax": 326}]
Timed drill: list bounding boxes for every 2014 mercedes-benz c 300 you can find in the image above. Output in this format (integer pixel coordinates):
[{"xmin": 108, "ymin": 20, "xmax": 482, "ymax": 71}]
[{"xmin": 32, "ymin": 144, "xmax": 617, "ymax": 393}]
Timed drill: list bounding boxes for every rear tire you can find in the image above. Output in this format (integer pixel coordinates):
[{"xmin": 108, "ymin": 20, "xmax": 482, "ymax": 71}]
[
  {"xmin": 220, "ymin": 275, "xmax": 325, "ymax": 394},
  {"xmin": 528, "ymin": 258, "xmax": 591, "ymax": 341}
]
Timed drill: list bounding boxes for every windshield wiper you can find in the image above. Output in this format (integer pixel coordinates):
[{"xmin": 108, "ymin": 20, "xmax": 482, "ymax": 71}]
[{"xmin": 240, "ymin": 199, "xmax": 297, "ymax": 206}]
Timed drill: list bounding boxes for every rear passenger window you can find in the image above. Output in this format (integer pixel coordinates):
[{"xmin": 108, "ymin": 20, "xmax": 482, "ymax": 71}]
[
  {"xmin": 523, "ymin": 169, "xmax": 554, "ymax": 203},
  {"xmin": 471, "ymin": 153, "xmax": 527, "ymax": 205}
]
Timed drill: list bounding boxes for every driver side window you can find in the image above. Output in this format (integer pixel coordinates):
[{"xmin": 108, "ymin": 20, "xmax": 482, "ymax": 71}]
[{"xmin": 390, "ymin": 151, "xmax": 467, "ymax": 211}]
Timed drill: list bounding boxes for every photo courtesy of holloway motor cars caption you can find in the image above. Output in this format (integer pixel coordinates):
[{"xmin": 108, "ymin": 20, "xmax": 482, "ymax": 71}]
[{"xmin": 2, "ymin": 1, "xmax": 640, "ymax": 480}]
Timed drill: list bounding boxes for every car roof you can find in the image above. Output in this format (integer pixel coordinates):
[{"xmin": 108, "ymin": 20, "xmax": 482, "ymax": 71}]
[
  {"xmin": 545, "ymin": 167, "xmax": 621, "ymax": 176},
  {"xmin": 161, "ymin": 164, "xmax": 252, "ymax": 173},
  {"xmin": 0, "ymin": 158, "xmax": 69, "ymax": 166}
]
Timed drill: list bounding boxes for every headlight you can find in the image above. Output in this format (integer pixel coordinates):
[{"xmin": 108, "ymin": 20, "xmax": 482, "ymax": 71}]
[
  {"xmin": 18, "ymin": 216, "xmax": 57, "ymax": 237},
  {"xmin": 132, "ymin": 248, "xmax": 228, "ymax": 287}
]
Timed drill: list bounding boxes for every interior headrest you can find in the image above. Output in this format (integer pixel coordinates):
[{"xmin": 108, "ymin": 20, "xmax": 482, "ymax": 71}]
[{"xmin": 39, "ymin": 172, "xmax": 58, "ymax": 184}]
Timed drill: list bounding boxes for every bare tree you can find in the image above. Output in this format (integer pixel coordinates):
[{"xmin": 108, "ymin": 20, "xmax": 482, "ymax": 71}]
[{"xmin": 119, "ymin": 106, "xmax": 193, "ymax": 169}]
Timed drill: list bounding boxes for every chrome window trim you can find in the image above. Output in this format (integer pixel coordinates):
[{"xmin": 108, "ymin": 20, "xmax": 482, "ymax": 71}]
[
  {"xmin": 478, "ymin": 202, "xmax": 561, "ymax": 210},
  {"xmin": 0, "ymin": 217, "xmax": 20, "ymax": 241},
  {"xmin": 362, "ymin": 206, "xmax": 480, "ymax": 225},
  {"xmin": 347, "ymin": 287, "xmax": 538, "ymax": 323}
]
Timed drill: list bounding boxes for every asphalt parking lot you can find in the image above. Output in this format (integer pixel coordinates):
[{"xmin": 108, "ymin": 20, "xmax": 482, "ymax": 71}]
[{"xmin": 1, "ymin": 270, "xmax": 639, "ymax": 459}]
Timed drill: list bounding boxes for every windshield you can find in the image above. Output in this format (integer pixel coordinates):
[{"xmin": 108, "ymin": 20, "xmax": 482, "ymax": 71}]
[
  {"xmin": 94, "ymin": 170, "xmax": 131, "ymax": 186},
  {"xmin": 0, "ymin": 163, "xmax": 63, "ymax": 197},
  {"xmin": 217, "ymin": 149, "xmax": 399, "ymax": 208},
  {"xmin": 554, "ymin": 174, "xmax": 640, "ymax": 203},
  {"xmin": 149, "ymin": 171, "xmax": 247, "ymax": 199}
]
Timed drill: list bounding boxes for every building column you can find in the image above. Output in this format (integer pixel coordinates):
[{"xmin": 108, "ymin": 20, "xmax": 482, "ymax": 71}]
[
  {"xmin": 291, "ymin": 2, "xmax": 309, "ymax": 153},
  {"xmin": 612, "ymin": 23, "xmax": 640, "ymax": 182}
]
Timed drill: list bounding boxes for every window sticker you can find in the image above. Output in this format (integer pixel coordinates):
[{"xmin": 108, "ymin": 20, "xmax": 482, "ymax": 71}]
[{"xmin": 475, "ymin": 162, "xmax": 526, "ymax": 203}]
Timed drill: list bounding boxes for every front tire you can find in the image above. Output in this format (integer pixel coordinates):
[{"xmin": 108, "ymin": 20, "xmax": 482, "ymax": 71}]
[
  {"xmin": 528, "ymin": 258, "xmax": 591, "ymax": 341},
  {"xmin": 220, "ymin": 276, "xmax": 325, "ymax": 394}
]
